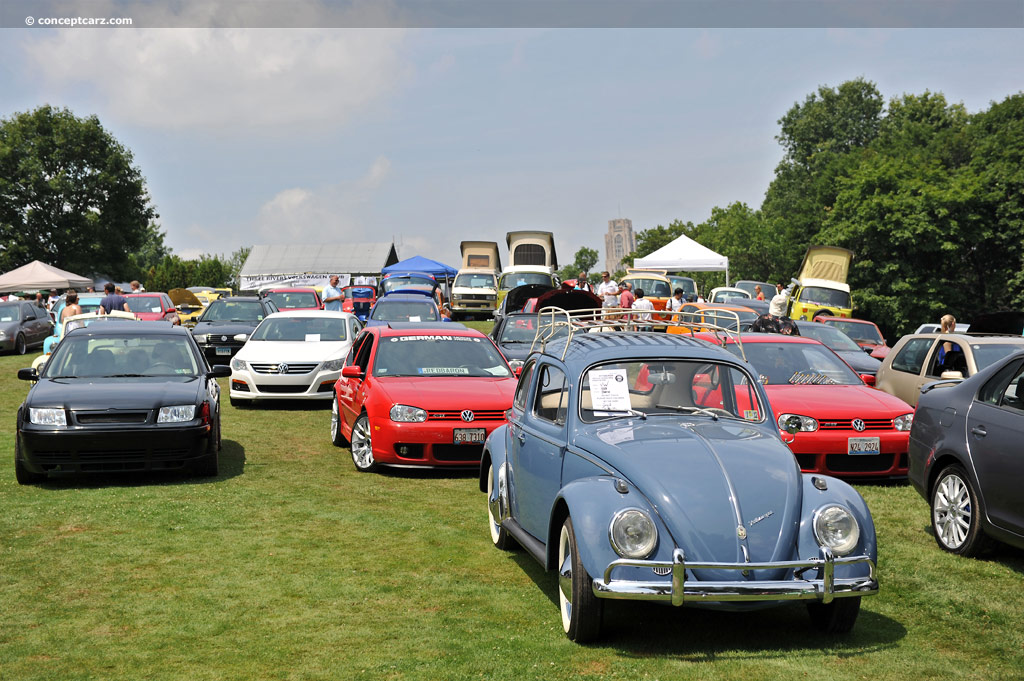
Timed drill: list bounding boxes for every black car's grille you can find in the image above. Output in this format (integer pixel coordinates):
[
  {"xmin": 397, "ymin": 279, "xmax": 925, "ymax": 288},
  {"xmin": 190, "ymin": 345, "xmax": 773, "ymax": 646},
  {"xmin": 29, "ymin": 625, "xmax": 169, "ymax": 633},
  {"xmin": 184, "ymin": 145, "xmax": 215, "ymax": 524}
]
[
  {"xmin": 74, "ymin": 411, "xmax": 150, "ymax": 425},
  {"xmin": 825, "ymin": 454, "xmax": 897, "ymax": 473},
  {"xmin": 250, "ymin": 362, "xmax": 319, "ymax": 374},
  {"xmin": 255, "ymin": 384, "xmax": 309, "ymax": 394},
  {"xmin": 817, "ymin": 418, "xmax": 893, "ymax": 431}
]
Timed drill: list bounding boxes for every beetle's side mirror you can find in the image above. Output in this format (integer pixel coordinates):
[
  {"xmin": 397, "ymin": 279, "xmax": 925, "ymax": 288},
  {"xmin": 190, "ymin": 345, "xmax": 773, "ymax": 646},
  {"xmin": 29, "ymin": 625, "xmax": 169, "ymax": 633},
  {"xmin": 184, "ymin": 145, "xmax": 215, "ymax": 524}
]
[
  {"xmin": 860, "ymin": 374, "xmax": 876, "ymax": 386},
  {"xmin": 17, "ymin": 368, "xmax": 38, "ymax": 381},
  {"xmin": 341, "ymin": 365, "xmax": 363, "ymax": 379},
  {"xmin": 208, "ymin": 365, "xmax": 232, "ymax": 378}
]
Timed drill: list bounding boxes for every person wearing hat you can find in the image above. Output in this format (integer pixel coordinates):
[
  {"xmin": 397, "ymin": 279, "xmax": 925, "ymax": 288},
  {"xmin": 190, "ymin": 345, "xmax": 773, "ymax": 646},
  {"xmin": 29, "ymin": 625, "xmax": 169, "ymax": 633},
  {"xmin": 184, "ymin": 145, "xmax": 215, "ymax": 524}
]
[{"xmin": 46, "ymin": 289, "xmax": 60, "ymax": 309}]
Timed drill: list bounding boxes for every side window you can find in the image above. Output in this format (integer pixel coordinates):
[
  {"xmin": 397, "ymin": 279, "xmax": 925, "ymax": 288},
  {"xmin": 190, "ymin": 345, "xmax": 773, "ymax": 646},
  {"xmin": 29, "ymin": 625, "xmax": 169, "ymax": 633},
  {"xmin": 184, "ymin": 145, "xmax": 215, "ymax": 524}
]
[
  {"xmin": 890, "ymin": 338, "xmax": 934, "ymax": 374},
  {"xmin": 354, "ymin": 334, "xmax": 375, "ymax": 372},
  {"xmin": 926, "ymin": 338, "xmax": 967, "ymax": 378},
  {"xmin": 979, "ymin": 359, "xmax": 1024, "ymax": 412},
  {"xmin": 345, "ymin": 333, "xmax": 365, "ymax": 367},
  {"xmin": 23, "ymin": 304, "xmax": 36, "ymax": 319},
  {"xmin": 513, "ymin": 360, "xmax": 537, "ymax": 412},
  {"xmin": 534, "ymin": 364, "xmax": 569, "ymax": 425}
]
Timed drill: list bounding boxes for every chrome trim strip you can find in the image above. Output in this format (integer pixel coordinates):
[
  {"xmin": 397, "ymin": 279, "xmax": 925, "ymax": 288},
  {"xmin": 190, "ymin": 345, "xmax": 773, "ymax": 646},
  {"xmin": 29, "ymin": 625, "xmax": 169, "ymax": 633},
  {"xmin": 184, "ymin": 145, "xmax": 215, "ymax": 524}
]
[{"xmin": 592, "ymin": 547, "xmax": 877, "ymax": 605}]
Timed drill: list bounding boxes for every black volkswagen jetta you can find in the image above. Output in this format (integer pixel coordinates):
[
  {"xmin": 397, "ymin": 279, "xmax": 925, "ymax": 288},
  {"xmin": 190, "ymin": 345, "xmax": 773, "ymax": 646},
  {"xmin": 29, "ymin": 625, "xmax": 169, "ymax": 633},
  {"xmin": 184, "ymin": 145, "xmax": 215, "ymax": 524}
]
[
  {"xmin": 15, "ymin": 322, "xmax": 231, "ymax": 484},
  {"xmin": 191, "ymin": 296, "xmax": 279, "ymax": 365}
]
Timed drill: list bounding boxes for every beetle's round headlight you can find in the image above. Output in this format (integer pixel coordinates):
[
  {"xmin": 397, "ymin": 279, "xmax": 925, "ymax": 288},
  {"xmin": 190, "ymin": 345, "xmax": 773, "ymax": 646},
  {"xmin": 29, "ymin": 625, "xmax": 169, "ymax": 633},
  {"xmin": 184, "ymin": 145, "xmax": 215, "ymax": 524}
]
[
  {"xmin": 813, "ymin": 505, "xmax": 860, "ymax": 556},
  {"xmin": 609, "ymin": 508, "xmax": 657, "ymax": 559}
]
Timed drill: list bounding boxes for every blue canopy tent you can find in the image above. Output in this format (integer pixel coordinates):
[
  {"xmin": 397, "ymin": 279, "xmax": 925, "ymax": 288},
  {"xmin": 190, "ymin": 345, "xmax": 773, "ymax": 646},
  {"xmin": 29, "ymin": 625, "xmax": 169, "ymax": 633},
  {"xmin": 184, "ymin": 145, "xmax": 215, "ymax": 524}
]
[{"xmin": 381, "ymin": 256, "xmax": 459, "ymax": 301}]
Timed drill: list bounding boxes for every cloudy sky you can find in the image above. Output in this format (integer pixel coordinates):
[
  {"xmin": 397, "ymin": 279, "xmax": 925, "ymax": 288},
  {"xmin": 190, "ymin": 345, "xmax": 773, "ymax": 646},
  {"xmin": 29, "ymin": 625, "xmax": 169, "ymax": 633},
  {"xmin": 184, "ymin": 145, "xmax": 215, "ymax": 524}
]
[{"xmin": 1, "ymin": 15, "xmax": 1021, "ymax": 268}]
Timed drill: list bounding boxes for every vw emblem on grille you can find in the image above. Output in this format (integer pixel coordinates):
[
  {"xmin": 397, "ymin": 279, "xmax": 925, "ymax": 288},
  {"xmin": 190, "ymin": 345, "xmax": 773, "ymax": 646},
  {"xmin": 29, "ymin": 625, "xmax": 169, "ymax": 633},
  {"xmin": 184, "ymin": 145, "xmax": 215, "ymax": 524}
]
[
  {"xmin": 221, "ymin": 335, "xmax": 228, "ymax": 342},
  {"xmin": 460, "ymin": 410, "xmax": 475, "ymax": 422},
  {"xmin": 852, "ymin": 419, "xmax": 866, "ymax": 432},
  {"xmin": 277, "ymin": 363, "xmax": 289, "ymax": 374}
]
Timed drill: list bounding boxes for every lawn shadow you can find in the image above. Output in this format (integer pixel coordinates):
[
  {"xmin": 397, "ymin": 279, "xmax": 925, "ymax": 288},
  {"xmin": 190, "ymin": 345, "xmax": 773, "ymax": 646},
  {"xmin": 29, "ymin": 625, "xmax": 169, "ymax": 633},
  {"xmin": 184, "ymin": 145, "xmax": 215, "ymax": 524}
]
[
  {"xmin": 32, "ymin": 439, "xmax": 246, "ymax": 490},
  {"xmin": 376, "ymin": 466, "xmax": 479, "ymax": 481},
  {"xmin": 920, "ymin": 522, "xmax": 1024, "ymax": 575},
  {"xmin": 508, "ymin": 551, "xmax": 906, "ymax": 658},
  {"xmin": 232, "ymin": 399, "xmax": 331, "ymax": 411}
]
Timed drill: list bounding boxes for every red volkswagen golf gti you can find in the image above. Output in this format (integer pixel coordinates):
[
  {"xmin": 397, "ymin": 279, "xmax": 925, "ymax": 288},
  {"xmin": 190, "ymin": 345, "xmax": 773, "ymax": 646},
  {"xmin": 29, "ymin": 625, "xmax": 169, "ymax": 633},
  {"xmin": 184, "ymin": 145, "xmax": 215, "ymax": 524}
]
[
  {"xmin": 331, "ymin": 323, "xmax": 518, "ymax": 472},
  {"xmin": 697, "ymin": 333, "xmax": 915, "ymax": 478}
]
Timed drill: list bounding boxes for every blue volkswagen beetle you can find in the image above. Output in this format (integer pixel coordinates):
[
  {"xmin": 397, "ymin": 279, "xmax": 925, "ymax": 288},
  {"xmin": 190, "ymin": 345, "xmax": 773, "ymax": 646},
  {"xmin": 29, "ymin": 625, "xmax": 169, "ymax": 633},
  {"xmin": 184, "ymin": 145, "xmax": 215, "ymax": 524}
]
[{"xmin": 480, "ymin": 327, "xmax": 878, "ymax": 642}]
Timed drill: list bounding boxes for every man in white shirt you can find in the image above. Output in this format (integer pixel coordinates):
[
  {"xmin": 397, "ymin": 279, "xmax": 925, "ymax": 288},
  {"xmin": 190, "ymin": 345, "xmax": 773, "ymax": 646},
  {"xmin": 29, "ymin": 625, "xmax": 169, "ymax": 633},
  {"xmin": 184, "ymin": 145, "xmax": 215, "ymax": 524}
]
[
  {"xmin": 322, "ymin": 275, "xmax": 345, "ymax": 312},
  {"xmin": 596, "ymin": 271, "xmax": 619, "ymax": 308},
  {"xmin": 769, "ymin": 282, "xmax": 790, "ymax": 317},
  {"xmin": 631, "ymin": 288, "xmax": 655, "ymax": 330}
]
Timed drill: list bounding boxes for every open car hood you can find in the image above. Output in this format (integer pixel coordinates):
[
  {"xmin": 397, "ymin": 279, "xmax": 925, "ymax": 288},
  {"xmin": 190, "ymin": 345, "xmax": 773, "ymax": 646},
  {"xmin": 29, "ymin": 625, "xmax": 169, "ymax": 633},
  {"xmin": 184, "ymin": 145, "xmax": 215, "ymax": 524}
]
[
  {"xmin": 534, "ymin": 287, "xmax": 601, "ymax": 312},
  {"xmin": 169, "ymin": 288, "xmax": 204, "ymax": 307},
  {"xmin": 505, "ymin": 284, "xmax": 555, "ymax": 312},
  {"xmin": 796, "ymin": 246, "xmax": 854, "ymax": 286}
]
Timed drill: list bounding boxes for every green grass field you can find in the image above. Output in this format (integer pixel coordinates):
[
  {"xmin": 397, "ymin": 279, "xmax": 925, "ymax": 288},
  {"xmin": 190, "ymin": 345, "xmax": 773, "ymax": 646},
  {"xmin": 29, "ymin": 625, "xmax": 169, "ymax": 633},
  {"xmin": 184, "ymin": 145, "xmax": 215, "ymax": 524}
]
[{"xmin": 2, "ymin": 337, "xmax": 1023, "ymax": 681}]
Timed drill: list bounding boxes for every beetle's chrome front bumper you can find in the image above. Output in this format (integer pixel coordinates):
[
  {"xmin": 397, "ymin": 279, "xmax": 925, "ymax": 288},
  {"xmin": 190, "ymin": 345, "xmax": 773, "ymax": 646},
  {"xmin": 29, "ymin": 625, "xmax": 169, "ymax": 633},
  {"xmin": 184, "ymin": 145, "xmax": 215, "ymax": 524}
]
[{"xmin": 591, "ymin": 548, "xmax": 877, "ymax": 606}]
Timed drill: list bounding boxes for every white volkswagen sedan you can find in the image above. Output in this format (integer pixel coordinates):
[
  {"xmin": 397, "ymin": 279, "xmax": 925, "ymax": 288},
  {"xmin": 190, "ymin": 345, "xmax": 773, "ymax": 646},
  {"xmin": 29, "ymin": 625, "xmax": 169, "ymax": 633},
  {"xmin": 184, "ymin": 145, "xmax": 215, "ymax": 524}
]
[{"xmin": 228, "ymin": 311, "xmax": 361, "ymax": 406}]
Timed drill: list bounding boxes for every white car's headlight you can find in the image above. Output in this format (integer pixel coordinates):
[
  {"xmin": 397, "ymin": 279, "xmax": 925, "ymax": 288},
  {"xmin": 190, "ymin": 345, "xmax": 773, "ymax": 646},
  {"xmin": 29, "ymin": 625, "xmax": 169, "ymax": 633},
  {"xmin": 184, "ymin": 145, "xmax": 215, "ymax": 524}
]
[
  {"xmin": 813, "ymin": 505, "xmax": 861, "ymax": 556},
  {"xmin": 29, "ymin": 408, "xmax": 66, "ymax": 426},
  {"xmin": 609, "ymin": 508, "xmax": 658, "ymax": 559},
  {"xmin": 230, "ymin": 358, "xmax": 246, "ymax": 371},
  {"xmin": 389, "ymin": 404, "xmax": 427, "ymax": 422},
  {"xmin": 322, "ymin": 359, "xmax": 345, "ymax": 371},
  {"xmin": 778, "ymin": 413, "xmax": 818, "ymax": 432},
  {"xmin": 193, "ymin": 334, "xmax": 209, "ymax": 344},
  {"xmin": 157, "ymin": 405, "xmax": 197, "ymax": 423},
  {"xmin": 894, "ymin": 413, "xmax": 914, "ymax": 431}
]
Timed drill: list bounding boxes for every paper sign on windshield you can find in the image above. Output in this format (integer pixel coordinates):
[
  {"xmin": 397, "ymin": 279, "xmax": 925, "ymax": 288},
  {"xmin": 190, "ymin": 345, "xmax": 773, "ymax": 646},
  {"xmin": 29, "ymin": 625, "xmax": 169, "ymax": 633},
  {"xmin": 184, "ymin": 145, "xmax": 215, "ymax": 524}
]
[
  {"xmin": 589, "ymin": 369, "xmax": 631, "ymax": 411},
  {"xmin": 305, "ymin": 334, "xmax": 320, "ymax": 342},
  {"xmin": 409, "ymin": 316, "xmax": 421, "ymax": 322}
]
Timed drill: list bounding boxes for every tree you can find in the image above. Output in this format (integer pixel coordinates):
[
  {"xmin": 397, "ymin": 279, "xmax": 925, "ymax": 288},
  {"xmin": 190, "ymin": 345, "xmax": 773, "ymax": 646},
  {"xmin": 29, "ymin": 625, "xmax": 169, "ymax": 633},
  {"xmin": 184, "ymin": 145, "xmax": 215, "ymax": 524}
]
[
  {"xmin": 0, "ymin": 105, "xmax": 158, "ymax": 277},
  {"xmin": 557, "ymin": 246, "xmax": 599, "ymax": 282},
  {"xmin": 226, "ymin": 246, "xmax": 252, "ymax": 290},
  {"xmin": 146, "ymin": 254, "xmax": 232, "ymax": 292}
]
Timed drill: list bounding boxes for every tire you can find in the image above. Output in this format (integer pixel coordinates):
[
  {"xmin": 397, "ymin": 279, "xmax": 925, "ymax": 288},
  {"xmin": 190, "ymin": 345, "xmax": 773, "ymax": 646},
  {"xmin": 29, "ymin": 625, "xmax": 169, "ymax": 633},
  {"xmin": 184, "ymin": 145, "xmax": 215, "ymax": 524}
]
[
  {"xmin": 350, "ymin": 413, "xmax": 378, "ymax": 473},
  {"xmin": 194, "ymin": 414, "xmax": 220, "ymax": 477},
  {"xmin": 331, "ymin": 398, "xmax": 349, "ymax": 447},
  {"xmin": 558, "ymin": 515, "xmax": 603, "ymax": 642},
  {"xmin": 931, "ymin": 464, "xmax": 992, "ymax": 557},
  {"xmin": 486, "ymin": 463, "xmax": 515, "ymax": 550},
  {"xmin": 14, "ymin": 438, "xmax": 45, "ymax": 485},
  {"xmin": 813, "ymin": 310, "xmax": 835, "ymax": 321},
  {"xmin": 15, "ymin": 333, "xmax": 26, "ymax": 355},
  {"xmin": 807, "ymin": 597, "xmax": 861, "ymax": 633}
]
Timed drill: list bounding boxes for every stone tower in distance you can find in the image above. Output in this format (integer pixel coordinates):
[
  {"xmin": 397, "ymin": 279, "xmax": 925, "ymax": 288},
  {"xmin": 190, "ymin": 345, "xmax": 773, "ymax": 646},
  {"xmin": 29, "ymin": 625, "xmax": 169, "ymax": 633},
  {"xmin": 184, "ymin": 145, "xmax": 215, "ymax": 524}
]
[{"xmin": 604, "ymin": 218, "xmax": 635, "ymax": 274}]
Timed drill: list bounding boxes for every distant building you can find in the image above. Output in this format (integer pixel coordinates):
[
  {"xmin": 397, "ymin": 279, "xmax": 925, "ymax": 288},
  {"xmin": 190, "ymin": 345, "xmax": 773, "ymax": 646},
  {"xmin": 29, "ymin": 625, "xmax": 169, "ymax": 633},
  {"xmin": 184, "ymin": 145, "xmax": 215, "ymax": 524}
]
[{"xmin": 604, "ymin": 218, "xmax": 635, "ymax": 274}]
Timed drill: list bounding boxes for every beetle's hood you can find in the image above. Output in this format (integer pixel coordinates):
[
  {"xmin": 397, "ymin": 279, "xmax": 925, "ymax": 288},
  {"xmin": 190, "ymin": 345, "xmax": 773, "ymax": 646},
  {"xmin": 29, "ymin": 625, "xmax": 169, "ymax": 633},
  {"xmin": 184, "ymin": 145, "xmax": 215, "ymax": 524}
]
[
  {"xmin": 575, "ymin": 418, "xmax": 801, "ymax": 578},
  {"xmin": 375, "ymin": 376, "xmax": 516, "ymax": 410},
  {"xmin": 193, "ymin": 321, "xmax": 261, "ymax": 335},
  {"xmin": 237, "ymin": 340, "xmax": 351, "ymax": 363},
  {"xmin": 29, "ymin": 376, "xmax": 201, "ymax": 410},
  {"xmin": 765, "ymin": 384, "xmax": 912, "ymax": 415}
]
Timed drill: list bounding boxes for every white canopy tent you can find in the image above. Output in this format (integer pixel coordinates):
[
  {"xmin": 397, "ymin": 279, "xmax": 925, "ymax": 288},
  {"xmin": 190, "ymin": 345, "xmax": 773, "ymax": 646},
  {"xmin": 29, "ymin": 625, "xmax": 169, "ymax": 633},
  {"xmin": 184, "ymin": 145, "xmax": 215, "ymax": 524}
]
[
  {"xmin": 0, "ymin": 260, "xmax": 93, "ymax": 293},
  {"xmin": 633, "ymin": 234, "xmax": 729, "ymax": 284}
]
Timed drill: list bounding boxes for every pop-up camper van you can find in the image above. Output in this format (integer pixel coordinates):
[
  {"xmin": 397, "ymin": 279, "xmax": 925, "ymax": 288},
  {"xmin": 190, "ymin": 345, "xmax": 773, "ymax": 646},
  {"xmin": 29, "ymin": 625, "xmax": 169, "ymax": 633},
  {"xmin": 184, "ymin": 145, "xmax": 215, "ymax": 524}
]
[{"xmin": 450, "ymin": 241, "xmax": 502, "ymax": 320}]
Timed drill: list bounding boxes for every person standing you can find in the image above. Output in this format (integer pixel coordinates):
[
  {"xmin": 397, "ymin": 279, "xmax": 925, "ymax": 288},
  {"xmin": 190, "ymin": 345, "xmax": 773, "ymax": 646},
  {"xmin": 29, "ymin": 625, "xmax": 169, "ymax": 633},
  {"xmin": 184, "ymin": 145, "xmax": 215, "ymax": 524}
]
[
  {"xmin": 99, "ymin": 282, "xmax": 129, "ymax": 314},
  {"xmin": 619, "ymin": 281, "xmax": 635, "ymax": 309},
  {"xmin": 61, "ymin": 290, "xmax": 83, "ymax": 321},
  {"xmin": 322, "ymin": 275, "xmax": 346, "ymax": 312},
  {"xmin": 47, "ymin": 289, "xmax": 59, "ymax": 309},
  {"xmin": 755, "ymin": 285, "xmax": 765, "ymax": 301},
  {"xmin": 769, "ymin": 283, "xmax": 790, "ymax": 318},
  {"xmin": 130, "ymin": 280, "xmax": 145, "ymax": 293},
  {"xmin": 596, "ymin": 272, "xmax": 619, "ymax": 309},
  {"xmin": 574, "ymin": 272, "xmax": 593, "ymax": 293},
  {"xmin": 632, "ymin": 288, "xmax": 655, "ymax": 330}
]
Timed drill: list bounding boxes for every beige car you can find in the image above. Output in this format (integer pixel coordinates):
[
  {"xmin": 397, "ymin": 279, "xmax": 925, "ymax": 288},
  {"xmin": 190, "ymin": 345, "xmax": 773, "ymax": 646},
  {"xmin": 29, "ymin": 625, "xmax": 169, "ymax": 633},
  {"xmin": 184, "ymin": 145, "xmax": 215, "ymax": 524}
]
[{"xmin": 875, "ymin": 333, "xmax": 1024, "ymax": 406}]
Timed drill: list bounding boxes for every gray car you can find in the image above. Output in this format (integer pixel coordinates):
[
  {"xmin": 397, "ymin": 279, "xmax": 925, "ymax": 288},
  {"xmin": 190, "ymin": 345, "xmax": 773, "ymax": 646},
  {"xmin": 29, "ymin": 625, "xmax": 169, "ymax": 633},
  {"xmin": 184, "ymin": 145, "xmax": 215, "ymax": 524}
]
[
  {"xmin": 0, "ymin": 301, "xmax": 53, "ymax": 355},
  {"xmin": 796, "ymin": 321, "xmax": 883, "ymax": 376},
  {"xmin": 908, "ymin": 350, "xmax": 1024, "ymax": 556}
]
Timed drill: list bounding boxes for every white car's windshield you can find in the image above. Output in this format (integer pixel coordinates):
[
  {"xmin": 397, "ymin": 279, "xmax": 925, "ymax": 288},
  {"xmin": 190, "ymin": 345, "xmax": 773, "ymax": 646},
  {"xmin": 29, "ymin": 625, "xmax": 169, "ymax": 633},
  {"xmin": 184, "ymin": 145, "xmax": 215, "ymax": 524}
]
[
  {"xmin": 454, "ymin": 273, "xmax": 497, "ymax": 289},
  {"xmin": 579, "ymin": 359, "xmax": 763, "ymax": 423},
  {"xmin": 251, "ymin": 317, "xmax": 348, "ymax": 341}
]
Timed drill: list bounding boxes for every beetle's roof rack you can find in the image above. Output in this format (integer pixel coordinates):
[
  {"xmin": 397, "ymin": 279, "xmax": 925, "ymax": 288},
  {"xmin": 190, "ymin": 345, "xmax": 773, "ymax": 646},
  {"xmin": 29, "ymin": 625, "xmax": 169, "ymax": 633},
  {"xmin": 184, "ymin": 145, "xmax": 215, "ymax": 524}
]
[{"xmin": 530, "ymin": 307, "xmax": 746, "ymax": 361}]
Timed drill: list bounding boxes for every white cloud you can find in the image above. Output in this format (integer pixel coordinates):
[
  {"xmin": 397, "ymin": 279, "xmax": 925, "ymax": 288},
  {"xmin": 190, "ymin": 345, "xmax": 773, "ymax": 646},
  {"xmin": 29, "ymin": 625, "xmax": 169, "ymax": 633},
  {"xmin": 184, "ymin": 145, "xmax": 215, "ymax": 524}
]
[
  {"xmin": 253, "ymin": 155, "xmax": 392, "ymax": 242},
  {"xmin": 20, "ymin": 4, "xmax": 408, "ymax": 132}
]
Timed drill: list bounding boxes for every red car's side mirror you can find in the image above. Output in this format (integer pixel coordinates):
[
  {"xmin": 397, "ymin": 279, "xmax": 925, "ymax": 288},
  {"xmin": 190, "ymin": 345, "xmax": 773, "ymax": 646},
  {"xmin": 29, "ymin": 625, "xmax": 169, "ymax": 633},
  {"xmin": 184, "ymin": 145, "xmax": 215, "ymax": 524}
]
[
  {"xmin": 860, "ymin": 374, "xmax": 876, "ymax": 386},
  {"xmin": 341, "ymin": 365, "xmax": 363, "ymax": 379}
]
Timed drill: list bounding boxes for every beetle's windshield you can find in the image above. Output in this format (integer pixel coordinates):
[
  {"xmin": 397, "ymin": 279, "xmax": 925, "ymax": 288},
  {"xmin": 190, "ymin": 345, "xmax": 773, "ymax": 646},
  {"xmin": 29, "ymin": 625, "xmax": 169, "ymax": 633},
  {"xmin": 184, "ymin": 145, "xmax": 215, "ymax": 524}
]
[
  {"xmin": 579, "ymin": 359, "xmax": 764, "ymax": 423},
  {"xmin": 373, "ymin": 335, "xmax": 511, "ymax": 377}
]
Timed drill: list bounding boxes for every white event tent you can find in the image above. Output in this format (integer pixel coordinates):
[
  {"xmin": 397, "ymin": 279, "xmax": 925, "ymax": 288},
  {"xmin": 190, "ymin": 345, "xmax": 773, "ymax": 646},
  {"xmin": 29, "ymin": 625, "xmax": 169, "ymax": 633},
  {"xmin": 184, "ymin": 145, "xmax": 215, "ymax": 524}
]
[
  {"xmin": 633, "ymin": 234, "xmax": 729, "ymax": 284},
  {"xmin": 0, "ymin": 260, "xmax": 93, "ymax": 293}
]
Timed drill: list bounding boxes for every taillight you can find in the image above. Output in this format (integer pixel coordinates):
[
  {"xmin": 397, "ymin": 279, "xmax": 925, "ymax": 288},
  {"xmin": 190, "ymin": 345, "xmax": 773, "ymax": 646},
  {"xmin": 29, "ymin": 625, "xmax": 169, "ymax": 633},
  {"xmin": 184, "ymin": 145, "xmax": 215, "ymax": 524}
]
[{"xmin": 199, "ymin": 401, "xmax": 211, "ymax": 426}]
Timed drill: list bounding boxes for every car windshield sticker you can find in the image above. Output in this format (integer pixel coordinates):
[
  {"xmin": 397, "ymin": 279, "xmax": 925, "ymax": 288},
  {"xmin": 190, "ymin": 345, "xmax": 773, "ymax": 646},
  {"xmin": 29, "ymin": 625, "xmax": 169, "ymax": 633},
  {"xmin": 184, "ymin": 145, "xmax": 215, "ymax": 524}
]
[
  {"xmin": 151, "ymin": 306, "xmax": 161, "ymax": 312},
  {"xmin": 589, "ymin": 369, "xmax": 632, "ymax": 411},
  {"xmin": 597, "ymin": 425, "xmax": 634, "ymax": 445},
  {"xmin": 305, "ymin": 334, "xmax": 320, "ymax": 342},
  {"xmin": 744, "ymin": 409, "xmax": 760, "ymax": 420},
  {"xmin": 409, "ymin": 316, "xmax": 421, "ymax": 322},
  {"xmin": 0, "ymin": 316, "xmax": 12, "ymax": 321},
  {"xmin": 418, "ymin": 367, "xmax": 470, "ymax": 375},
  {"xmin": 395, "ymin": 336, "xmax": 475, "ymax": 342}
]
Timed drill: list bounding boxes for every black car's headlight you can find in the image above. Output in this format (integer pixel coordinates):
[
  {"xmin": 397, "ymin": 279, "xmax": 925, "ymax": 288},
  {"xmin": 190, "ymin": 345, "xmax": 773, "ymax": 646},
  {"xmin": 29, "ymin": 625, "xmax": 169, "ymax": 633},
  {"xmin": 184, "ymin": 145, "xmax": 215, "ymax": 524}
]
[
  {"xmin": 609, "ymin": 508, "xmax": 658, "ymax": 559},
  {"xmin": 28, "ymin": 408, "xmax": 67, "ymax": 426},
  {"xmin": 193, "ymin": 334, "xmax": 209, "ymax": 344},
  {"xmin": 157, "ymin": 405, "xmax": 197, "ymax": 423},
  {"xmin": 813, "ymin": 504, "xmax": 860, "ymax": 556}
]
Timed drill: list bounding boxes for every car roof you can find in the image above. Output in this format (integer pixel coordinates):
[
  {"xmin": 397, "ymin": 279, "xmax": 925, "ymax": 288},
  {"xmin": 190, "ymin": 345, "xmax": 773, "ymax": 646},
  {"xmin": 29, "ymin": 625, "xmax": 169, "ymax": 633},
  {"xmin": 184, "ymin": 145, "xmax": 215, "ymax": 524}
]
[
  {"xmin": 375, "ymin": 293, "xmax": 436, "ymax": 302},
  {"xmin": 265, "ymin": 287, "xmax": 318, "ymax": 292},
  {"xmin": 696, "ymin": 331, "xmax": 820, "ymax": 346},
  {"xmin": 906, "ymin": 333, "xmax": 1024, "ymax": 345},
  {"xmin": 622, "ymin": 271, "xmax": 669, "ymax": 281},
  {"xmin": 214, "ymin": 296, "xmax": 262, "ymax": 302},
  {"xmin": 66, "ymin": 321, "xmax": 188, "ymax": 337}
]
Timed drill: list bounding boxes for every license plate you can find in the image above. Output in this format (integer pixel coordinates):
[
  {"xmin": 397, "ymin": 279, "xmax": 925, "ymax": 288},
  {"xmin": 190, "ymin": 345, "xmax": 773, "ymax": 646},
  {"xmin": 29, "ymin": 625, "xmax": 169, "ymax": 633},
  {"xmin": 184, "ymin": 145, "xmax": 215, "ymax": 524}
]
[
  {"xmin": 215, "ymin": 347, "xmax": 232, "ymax": 356},
  {"xmin": 454, "ymin": 428, "xmax": 486, "ymax": 444},
  {"xmin": 848, "ymin": 437, "xmax": 880, "ymax": 455}
]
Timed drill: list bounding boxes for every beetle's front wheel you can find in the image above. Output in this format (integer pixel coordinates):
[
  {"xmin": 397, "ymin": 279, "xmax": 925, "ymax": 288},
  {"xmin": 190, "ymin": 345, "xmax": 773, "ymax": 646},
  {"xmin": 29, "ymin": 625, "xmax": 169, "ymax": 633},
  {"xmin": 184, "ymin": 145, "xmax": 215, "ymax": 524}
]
[
  {"xmin": 807, "ymin": 597, "xmax": 861, "ymax": 633},
  {"xmin": 558, "ymin": 515, "xmax": 603, "ymax": 642}
]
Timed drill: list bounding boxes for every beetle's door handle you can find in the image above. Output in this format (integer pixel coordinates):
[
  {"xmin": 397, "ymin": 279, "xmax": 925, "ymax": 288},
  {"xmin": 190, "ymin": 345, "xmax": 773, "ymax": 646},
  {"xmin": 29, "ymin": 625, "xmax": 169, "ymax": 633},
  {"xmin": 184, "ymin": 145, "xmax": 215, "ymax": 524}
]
[
  {"xmin": 971, "ymin": 425, "xmax": 987, "ymax": 437},
  {"xmin": 517, "ymin": 432, "xmax": 526, "ymax": 444}
]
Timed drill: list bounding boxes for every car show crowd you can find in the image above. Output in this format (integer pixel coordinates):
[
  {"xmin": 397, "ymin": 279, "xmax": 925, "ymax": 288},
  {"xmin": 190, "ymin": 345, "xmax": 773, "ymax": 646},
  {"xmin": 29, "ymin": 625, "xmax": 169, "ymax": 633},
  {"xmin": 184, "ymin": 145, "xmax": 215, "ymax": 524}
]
[{"xmin": 8, "ymin": 242, "xmax": 1024, "ymax": 643}]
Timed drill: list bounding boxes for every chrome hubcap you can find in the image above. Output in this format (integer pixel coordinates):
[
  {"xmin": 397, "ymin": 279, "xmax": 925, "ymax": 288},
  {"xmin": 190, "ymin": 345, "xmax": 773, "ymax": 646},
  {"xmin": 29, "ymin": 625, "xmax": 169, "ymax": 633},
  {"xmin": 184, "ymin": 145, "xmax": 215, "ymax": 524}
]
[
  {"xmin": 558, "ymin": 524, "xmax": 572, "ymax": 631},
  {"xmin": 351, "ymin": 418, "xmax": 373, "ymax": 469},
  {"xmin": 934, "ymin": 474, "xmax": 972, "ymax": 548}
]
